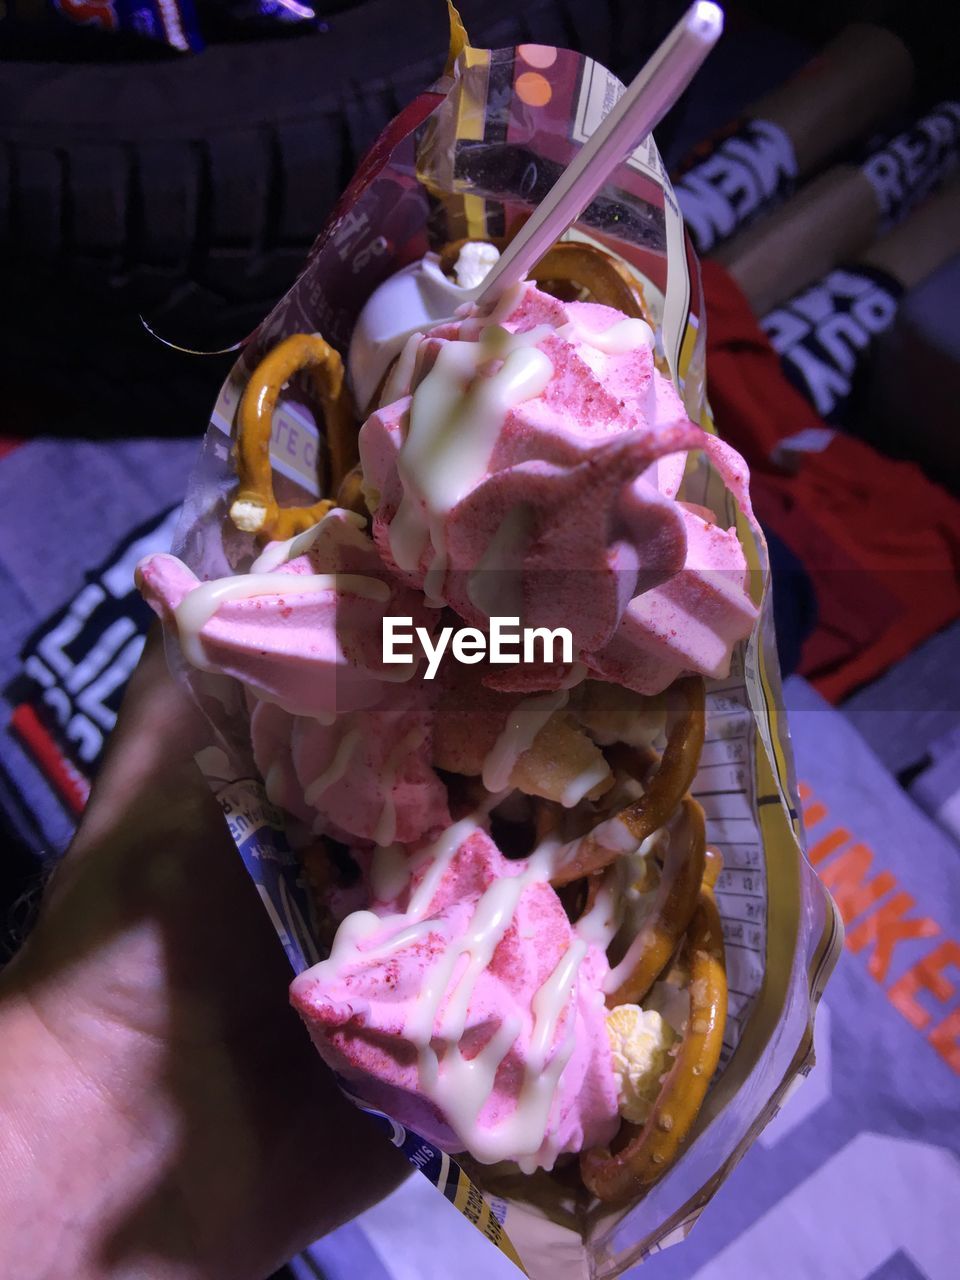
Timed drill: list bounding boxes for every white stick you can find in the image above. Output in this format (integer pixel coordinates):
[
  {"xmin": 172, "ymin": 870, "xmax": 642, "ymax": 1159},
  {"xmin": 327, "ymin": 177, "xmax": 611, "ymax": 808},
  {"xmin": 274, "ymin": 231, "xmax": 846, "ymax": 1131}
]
[{"xmin": 476, "ymin": 1, "xmax": 724, "ymax": 308}]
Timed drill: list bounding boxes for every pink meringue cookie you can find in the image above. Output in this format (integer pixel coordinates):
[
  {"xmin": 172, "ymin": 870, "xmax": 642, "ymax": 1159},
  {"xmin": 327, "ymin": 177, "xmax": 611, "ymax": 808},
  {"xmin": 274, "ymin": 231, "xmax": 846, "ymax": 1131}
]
[
  {"xmin": 442, "ymin": 434, "xmax": 695, "ymax": 651},
  {"xmin": 588, "ymin": 504, "xmax": 758, "ymax": 692},
  {"xmin": 137, "ymin": 511, "xmax": 436, "ymax": 720},
  {"xmin": 358, "ymin": 282, "xmax": 758, "ymax": 691},
  {"xmin": 290, "ymin": 824, "xmax": 619, "ymax": 1168},
  {"xmin": 249, "ymin": 698, "xmax": 319, "ymax": 830},
  {"xmin": 250, "ymin": 690, "xmax": 450, "ymax": 847},
  {"xmin": 587, "ymin": 433, "xmax": 760, "ymax": 692},
  {"xmin": 292, "ymin": 691, "xmax": 449, "ymax": 846},
  {"xmin": 359, "ymin": 289, "xmax": 697, "ymax": 638}
]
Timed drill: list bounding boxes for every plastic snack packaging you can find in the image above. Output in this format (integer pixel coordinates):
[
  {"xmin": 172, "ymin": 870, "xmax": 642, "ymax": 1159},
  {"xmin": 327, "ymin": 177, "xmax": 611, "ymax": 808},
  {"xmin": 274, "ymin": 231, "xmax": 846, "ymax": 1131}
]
[
  {"xmin": 2, "ymin": 0, "xmax": 205, "ymax": 52},
  {"xmin": 139, "ymin": 11, "xmax": 840, "ymax": 1276}
]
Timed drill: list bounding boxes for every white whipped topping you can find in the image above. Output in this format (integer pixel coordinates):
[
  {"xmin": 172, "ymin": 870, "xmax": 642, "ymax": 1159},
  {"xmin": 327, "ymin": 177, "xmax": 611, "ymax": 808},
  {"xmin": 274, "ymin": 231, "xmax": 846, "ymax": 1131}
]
[
  {"xmin": 347, "ymin": 255, "xmax": 471, "ymax": 412},
  {"xmin": 453, "ymin": 240, "xmax": 501, "ymax": 290}
]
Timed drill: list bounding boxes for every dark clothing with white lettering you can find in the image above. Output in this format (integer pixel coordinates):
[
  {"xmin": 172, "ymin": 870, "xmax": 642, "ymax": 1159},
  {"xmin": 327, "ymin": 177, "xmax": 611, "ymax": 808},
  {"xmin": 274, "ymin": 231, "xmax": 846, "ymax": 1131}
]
[
  {"xmin": 676, "ymin": 118, "xmax": 798, "ymax": 254},
  {"xmin": 862, "ymin": 101, "xmax": 960, "ymax": 231},
  {"xmin": 763, "ymin": 266, "xmax": 903, "ymax": 424},
  {"xmin": 0, "ymin": 439, "xmax": 194, "ymax": 928}
]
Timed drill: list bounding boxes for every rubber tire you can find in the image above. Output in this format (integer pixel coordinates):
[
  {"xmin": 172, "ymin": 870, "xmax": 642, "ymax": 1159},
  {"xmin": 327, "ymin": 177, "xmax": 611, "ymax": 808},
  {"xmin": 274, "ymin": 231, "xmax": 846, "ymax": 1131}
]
[
  {"xmin": 0, "ymin": 1, "xmax": 682, "ymax": 329},
  {"xmin": 0, "ymin": 0, "xmax": 682, "ymax": 434}
]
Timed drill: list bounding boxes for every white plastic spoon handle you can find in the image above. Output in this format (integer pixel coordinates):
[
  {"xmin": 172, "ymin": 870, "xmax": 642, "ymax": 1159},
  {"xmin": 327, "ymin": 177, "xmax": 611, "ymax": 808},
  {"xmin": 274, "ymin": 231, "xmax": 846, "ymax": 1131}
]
[{"xmin": 476, "ymin": 1, "xmax": 724, "ymax": 308}]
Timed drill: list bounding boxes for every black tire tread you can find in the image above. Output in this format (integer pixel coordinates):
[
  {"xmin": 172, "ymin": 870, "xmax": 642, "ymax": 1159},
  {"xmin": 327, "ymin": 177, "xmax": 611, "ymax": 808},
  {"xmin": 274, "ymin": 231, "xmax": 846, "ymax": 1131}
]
[{"xmin": 0, "ymin": 0, "xmax": 683, "ymax": 425}]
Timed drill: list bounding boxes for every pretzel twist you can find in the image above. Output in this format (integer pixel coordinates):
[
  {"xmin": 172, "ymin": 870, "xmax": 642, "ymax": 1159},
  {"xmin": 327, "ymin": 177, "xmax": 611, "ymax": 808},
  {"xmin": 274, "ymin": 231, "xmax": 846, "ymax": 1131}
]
[
  {"xmin": 439, "ymin": 239, "xmax": 650, "ymax": 319},
  {"xmin": 550, "ymin": 676, "xmax": 705, "ymax": 886},
  {"xmin": 335, "ymin": 464, "xmax": 369, "ymax": 517},
  {"xmin": 703, "ymin": 844, "xmax": 724, "ymax": 891},
  {"xmin": 529, "ymin": 242, "xmax": 649, "ymax": 317},
  {"xmin": 604, "ymin": 797, "xmax": 706, "ymax": 1007},
  {"xmin": 229, "ymin": 333, "xmax": 357, "ymax": 542},
  {"xmin": 580, "ymin": 884, "xmax": 727, "ymax": 1203}
]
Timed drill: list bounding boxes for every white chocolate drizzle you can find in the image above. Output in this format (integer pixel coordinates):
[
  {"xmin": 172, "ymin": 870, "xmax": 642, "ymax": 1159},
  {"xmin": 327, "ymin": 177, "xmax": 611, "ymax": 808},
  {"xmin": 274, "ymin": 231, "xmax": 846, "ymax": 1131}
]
[
  {"xmin": 372, "ymin": 726, "xmax": 428, "ymax": 847},
  {"xmin": 481, "ymin": 690, "xmax": 568, "ymax": 793},
  {"xmin": 569, "ymin": 315, "xmax": 655, "ymax": 355},
  {"xmin": 304, "ymin": 727, "xmax": 362, "ymax": 807},
  {"xmin": 371, "ymin": 844, "xmax": 412, "ymax": 901},
  {"xmin": 560, "ymin": 661, "xmax": 588, "ymax": 689},
  {"xmin": 310, "ymin": 818, "xmax": 595, "ymax": 1169},
  {"xmin": 264, "ymin": 761, "xmax": 288, "ymax": 808},
  {"xmin": 573, "ymin": 865, "xmax": 625, "ymax": 951},
  {"xmin": 379, "ymin": 330, "xmax": 425, "ymax": 407},
  {"xmin": 602, "ymin": 831, "xmax": 671, "ymax": 995},
  {"xmin": 389, "ymin": 324, "xmax": 554, "ymax": 605},
  {"xmin": 406, "ymin": 814, "xmax": 490, "ymax": 916},
  {"xmin": 174, "ymin": 571, "xmax": 389, "ymax": 671},
  {"xmin": 559, "ymin": 756, "xmax": 613, "ymax": 809},
  {"xmin": 250, "ymin": 508, "xmax": 368, "ymax": 574},
  {"xmin": 553, "ymin": 811, "xmax": 640, "ymax": 883}
]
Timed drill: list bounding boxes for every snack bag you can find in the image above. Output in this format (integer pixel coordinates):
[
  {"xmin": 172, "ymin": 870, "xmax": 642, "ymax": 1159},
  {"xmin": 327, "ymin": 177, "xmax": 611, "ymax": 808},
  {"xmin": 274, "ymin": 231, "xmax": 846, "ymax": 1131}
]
[
  {"xmin": 2, "ymin": 0, "xmax": 204, "ymax": 52},
  {"xmin": 140, "ymin": 14, "xmax": 840, "ymax": 1277}
]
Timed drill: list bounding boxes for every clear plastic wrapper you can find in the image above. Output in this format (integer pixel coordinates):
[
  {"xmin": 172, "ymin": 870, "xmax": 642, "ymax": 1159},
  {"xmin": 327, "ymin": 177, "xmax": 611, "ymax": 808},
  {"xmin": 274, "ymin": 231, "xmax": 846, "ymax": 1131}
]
[
  {"xmin": 3, "ymin": 0, "xmax": 204, "ymax": 52},
  {"xmin": 163, "ymin": 21, "xmax": 840, "ymax": 1278}
]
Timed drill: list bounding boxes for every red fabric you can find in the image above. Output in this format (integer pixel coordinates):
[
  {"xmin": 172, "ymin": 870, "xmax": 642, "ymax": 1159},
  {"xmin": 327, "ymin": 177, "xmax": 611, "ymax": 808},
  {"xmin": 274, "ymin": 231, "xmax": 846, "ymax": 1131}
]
[
  {"xmin": 10, "ymin": 704, "xmax": 90, "ymax": 815},
  {"xmin": 701, "ymin": 258, "xmax": 960, "ymax": 702}
]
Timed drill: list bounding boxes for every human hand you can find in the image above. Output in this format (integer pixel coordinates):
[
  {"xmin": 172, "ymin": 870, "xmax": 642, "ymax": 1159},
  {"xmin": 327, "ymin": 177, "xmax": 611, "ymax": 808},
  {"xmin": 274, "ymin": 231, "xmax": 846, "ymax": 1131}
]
[{"xmin": 0, "ymin": 628, "xmax": 407, "ymax": 1280}]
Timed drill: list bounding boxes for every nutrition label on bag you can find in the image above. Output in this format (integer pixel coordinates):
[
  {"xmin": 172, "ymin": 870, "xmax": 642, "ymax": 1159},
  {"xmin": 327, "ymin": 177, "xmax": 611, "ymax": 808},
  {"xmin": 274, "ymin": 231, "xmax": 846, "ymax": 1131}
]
[
  {"xmin": 571, "ymin": 59, "xmax": 695, "ymax": 406},
  {"xmin": 571, "ymin": 59, "xmax": 664, "ymax": 182},
  {"xmin": 695, "ymin": 664, "xmax": 767, "ymax": 1066},
  {"xmin": 209, "ymin": 362, "xmax": 322, "ymax": 498}
]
